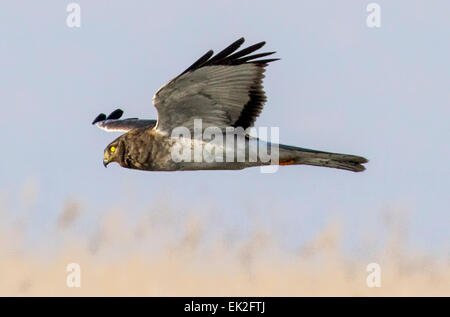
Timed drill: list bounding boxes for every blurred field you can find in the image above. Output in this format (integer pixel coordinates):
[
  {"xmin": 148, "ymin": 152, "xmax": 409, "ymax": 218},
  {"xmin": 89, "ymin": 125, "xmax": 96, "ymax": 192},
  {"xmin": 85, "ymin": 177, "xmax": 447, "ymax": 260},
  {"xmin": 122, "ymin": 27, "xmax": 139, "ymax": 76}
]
[{"xmin": 0, "ymin": 193, "xmax": 448, "ymax": 297}]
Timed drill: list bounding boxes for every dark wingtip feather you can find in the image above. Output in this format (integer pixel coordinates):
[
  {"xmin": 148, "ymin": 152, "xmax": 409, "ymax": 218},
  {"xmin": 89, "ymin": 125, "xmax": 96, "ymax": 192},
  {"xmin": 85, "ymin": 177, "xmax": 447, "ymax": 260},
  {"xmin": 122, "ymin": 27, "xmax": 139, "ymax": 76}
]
[
  {"xmin": 212, "ymin": 39, "xmax": 277, "ymax": 66},
  {"xmin": 204, "ymin": 37, "xmax": 246, "ymax": 66},
  {"xmin": 92, "ymin": 113, "xmax": 106, "ymax": 125},
  {"xmin": 106, "ymin": 109, "xmax": 124, "ymax": 120},
  {"xmin": 232, "ymin": 51, "xmax": 276, "ymax": 63},
  {"xmin": 180, "ymin": 38, "xmax": 278, "ymax": 76},
  {"xmin": 251, "ymin": 58, "xmax": 280, "ymax": 65},
  {"xmin": 181, "ymin": 50, "xmax": 214, "ymax": 76},
  {"xmin": 223, "ymin": 41, "xmax": 266, "ymax": 63}
]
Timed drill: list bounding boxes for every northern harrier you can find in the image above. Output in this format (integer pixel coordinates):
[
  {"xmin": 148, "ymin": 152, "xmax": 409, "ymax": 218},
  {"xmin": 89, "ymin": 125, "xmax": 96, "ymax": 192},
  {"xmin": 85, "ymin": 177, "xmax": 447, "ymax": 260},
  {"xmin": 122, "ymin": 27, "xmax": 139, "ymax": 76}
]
[{"xmin": 93, "ymin": 38, "xmax": 368, "ymax": 172}]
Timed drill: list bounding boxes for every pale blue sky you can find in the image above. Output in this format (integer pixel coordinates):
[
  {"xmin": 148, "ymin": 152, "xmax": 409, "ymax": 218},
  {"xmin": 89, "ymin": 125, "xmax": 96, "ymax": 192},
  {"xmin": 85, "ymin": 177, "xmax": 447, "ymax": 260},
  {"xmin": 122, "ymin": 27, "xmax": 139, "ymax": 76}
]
[{"xmin": 0, "ymin": 1, "xmax": 449, "ymax": 256}]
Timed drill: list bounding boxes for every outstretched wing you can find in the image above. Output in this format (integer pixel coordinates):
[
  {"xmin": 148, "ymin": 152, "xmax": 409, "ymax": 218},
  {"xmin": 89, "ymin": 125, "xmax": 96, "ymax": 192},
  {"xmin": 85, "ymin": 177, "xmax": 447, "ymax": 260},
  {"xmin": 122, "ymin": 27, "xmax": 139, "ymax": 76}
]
[
  {"xmin": 92, "ymin": 109, "xmax": 156, "ymax": 132},
  {"xmin": 152, "ymin": 38, "xmax": 278, "ymax": 134}
]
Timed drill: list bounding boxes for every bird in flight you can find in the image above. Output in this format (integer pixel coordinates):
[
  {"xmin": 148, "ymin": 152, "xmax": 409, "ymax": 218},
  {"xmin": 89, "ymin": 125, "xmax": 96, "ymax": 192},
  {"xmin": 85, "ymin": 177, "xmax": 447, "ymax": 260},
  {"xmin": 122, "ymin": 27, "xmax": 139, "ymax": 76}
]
[{"xmin": 93, "ymin": 38, "xmax": 368, "ymax": 172}]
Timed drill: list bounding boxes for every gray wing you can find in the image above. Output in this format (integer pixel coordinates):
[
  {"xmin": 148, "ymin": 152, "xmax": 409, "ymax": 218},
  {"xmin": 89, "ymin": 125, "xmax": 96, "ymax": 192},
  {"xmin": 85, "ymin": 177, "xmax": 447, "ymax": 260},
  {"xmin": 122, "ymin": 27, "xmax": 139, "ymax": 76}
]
[
  {"xmin": 92, "ymin": 109, "xmax": 156, "ymax": 132},
  {"xmin": 152, "ymin": 38, "xmax": 278, "ymax": 134}
]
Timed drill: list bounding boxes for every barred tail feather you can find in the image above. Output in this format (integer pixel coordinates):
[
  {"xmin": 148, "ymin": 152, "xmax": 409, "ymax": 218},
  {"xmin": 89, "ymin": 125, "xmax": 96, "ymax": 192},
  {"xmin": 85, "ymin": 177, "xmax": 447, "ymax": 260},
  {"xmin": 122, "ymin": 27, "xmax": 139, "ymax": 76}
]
[{"xmin": 279, "ymin": 144, "xmax": 368, "ymax": 172}]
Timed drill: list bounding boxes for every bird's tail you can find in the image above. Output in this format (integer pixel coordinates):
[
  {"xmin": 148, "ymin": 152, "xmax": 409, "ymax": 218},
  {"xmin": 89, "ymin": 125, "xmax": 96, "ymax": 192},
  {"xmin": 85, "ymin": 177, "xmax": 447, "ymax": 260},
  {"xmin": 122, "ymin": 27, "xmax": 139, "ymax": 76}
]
[{"xmin": 278, "ymin": 144, "xmax": 368, "ymax": 172}]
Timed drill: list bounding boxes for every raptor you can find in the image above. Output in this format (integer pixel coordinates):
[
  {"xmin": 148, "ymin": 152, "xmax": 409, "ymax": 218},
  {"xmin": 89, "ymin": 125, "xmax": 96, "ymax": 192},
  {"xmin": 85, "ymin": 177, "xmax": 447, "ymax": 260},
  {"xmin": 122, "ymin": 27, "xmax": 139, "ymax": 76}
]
[{"xmin": 92, "ymin": 38, "xmax": 368, "ymax": 172}]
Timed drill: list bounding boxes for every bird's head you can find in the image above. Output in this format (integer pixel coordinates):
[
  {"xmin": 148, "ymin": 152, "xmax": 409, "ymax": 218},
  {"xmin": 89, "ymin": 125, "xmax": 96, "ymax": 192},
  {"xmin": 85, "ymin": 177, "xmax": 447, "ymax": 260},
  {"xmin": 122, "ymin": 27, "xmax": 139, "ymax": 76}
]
[{"xmin": 103, "ymin": 139, "xmax": 124, "ymax": 167}]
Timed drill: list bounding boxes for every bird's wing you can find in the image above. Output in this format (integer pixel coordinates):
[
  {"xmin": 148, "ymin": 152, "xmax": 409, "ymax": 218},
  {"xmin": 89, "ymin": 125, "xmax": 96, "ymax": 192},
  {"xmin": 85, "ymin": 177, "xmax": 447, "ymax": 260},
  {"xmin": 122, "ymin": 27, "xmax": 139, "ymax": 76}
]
[
  {"xmin": 152, "ymin": 38, "xmax": 278, "ymax": 134},
  {"xmin": 92, "ymin": 109, "xmax": 156, "ymax": 132}
]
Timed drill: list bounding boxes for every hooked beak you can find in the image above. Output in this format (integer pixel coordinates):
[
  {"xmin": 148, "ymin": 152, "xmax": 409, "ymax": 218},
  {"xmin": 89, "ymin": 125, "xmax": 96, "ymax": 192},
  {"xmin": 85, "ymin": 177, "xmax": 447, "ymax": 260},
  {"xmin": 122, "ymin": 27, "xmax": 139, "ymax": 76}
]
[{"xmin": 103, "ymin": 151, "xmax": 111, "ymax": 167}]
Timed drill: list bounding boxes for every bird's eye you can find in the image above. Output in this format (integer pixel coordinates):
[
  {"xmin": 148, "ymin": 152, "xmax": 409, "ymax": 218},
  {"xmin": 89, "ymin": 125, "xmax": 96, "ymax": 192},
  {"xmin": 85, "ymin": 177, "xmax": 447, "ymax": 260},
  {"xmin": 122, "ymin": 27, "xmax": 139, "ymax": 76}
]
[{"xmin": 110, "ymin": 146, "xmax": 116, "ymax": 153}]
